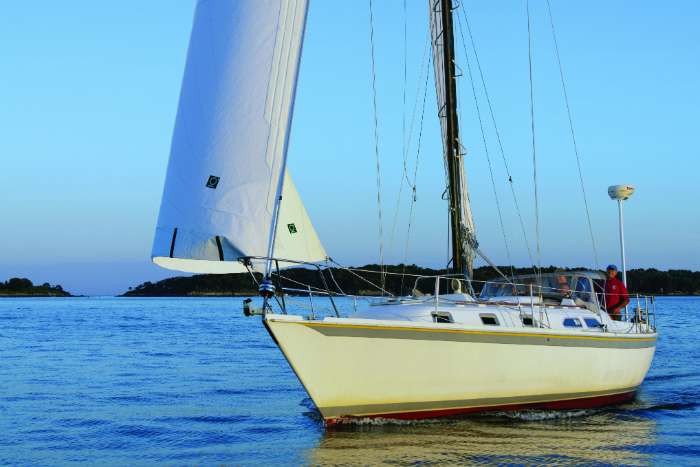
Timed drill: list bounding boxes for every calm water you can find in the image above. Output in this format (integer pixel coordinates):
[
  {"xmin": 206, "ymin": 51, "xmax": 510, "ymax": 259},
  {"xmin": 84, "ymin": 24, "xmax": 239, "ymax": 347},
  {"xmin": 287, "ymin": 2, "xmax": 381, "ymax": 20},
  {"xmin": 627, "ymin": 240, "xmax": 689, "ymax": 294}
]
[{"xmin": 0, "ymin": 296, "xmax": 698, "ymax": 465}]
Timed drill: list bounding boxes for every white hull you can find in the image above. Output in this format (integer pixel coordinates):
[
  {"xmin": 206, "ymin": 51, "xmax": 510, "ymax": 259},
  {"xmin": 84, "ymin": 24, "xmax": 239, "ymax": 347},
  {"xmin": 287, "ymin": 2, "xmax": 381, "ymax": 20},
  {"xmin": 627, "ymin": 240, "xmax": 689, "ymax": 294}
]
[{"xmin": 265, "ymin": 313, "xmax": 656, "ymax": 424}]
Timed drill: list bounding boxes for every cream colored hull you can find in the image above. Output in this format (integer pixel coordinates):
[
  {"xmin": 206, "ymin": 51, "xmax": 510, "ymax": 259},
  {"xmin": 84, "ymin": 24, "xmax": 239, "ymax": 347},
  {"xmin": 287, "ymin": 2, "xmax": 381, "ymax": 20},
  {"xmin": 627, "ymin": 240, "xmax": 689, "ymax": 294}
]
[{"xmin": 265, "ymin": 314, "xmax": 656, "ymax": 423}]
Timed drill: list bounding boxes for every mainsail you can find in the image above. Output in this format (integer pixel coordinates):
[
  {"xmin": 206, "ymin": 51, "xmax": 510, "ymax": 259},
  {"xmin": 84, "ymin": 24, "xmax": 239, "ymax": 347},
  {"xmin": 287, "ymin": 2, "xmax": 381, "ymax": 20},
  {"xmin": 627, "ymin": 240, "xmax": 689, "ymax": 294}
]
[
  {"xmin": 428, "ymin": 0, "xmax": 477, "ymax": 278},
  {"xmin": 152, "ymin": 0, "xmax": 326, "ymax": 274}
]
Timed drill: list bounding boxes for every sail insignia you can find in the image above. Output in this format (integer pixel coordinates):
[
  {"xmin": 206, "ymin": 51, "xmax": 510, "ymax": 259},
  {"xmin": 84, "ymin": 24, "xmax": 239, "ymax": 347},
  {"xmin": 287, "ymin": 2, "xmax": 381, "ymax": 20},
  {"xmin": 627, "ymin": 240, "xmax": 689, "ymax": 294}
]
[{"xmin": 205, "ymin": 176, "xmax": 220, "ymax": 189}]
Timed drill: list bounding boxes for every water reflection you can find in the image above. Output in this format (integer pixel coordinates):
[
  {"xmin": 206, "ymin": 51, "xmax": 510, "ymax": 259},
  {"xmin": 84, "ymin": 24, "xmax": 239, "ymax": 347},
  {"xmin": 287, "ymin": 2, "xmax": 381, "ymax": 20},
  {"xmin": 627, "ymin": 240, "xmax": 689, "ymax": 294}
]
[{"xmin": 307, "ymin": 406, "xmax": 656, "ymax": 465}]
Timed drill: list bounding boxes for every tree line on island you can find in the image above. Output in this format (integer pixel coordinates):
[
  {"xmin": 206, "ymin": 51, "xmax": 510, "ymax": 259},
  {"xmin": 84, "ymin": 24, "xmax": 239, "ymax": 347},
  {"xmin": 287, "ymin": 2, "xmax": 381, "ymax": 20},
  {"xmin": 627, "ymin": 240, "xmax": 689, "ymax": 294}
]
[
  {"xmin": 0, "ymin": 278, "xmax": 71, "ymax": 297},
  {"xmin": 122, "ymin": 264, "xmax": 700, "ymax": 297}
]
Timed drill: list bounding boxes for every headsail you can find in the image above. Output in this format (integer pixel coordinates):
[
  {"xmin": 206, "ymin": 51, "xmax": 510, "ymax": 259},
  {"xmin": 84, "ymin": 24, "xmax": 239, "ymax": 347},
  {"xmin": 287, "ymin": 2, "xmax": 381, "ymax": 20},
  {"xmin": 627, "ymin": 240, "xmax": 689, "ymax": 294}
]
[
  {"xmin": 152, "ymin": 0, "xmax": 325, "ymax": 274},
  {"xmin": 428, "ymin": 0, "xmax": 477, "ymax": 278}
]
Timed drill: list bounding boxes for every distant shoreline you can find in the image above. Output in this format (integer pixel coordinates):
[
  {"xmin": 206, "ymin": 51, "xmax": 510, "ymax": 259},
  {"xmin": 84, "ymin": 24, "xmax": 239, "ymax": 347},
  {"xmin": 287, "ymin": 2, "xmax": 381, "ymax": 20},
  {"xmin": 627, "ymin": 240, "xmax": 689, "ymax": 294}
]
[
  {"xmin": 0, "ymin": 278, "xmax": 71, "ymax": 297},
  {"xmin": 122, "ymin": 265, "xmax": 700, "ymax": 298},
  {"xmin": 0, "ymin": 293, "xmax": 73, "ymax": 298}
]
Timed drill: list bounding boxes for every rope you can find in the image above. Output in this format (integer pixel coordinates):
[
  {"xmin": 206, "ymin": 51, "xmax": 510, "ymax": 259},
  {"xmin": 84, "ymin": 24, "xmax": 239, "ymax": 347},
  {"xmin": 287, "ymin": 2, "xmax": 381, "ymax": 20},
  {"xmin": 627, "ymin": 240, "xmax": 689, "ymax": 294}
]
[
  {"xmin": 302, "ymin": 264, "xmax": 595, "ymax": 296},
  {"xmin": 329, "ymin": 258, "xmax": 395, "ymax": 297},
  {"xmin": 336, "ymin": 264, "xmax": 452, "ymax": 280},
  {"xmin": 545, "ymin": 0, "xmax": 600, "ymax": 269},
  {"xmin": 325, "ymin": 264, "xmax": 346, "ymax": 295},
  {"xmin": 460, "ymin": 7, "xmax": 535, "ymax": 268},
  {"xmin": 473, "ymin": 246, "xmax": 515, "ymax": 286},
  {"xmin": 333, "ymin": 263, "xmax": 513, "ymax": 289},
  {"xmin": 454, "ymin": 12, "xmax": 515, "ymax": 281},
  {"xmin": 526, "ymin": 0, "xmax": 542, "ymax": 280},
  {"xmin": 368, "ymin": 0, "xmax": 385, "ymax": 292},
  {"xmin": 324, "ymin": 262, "xmax": 611, "ymax": 303},
  {"xmin": 273, "ymin": 271, "xmax": 333, "ymax": 295}
]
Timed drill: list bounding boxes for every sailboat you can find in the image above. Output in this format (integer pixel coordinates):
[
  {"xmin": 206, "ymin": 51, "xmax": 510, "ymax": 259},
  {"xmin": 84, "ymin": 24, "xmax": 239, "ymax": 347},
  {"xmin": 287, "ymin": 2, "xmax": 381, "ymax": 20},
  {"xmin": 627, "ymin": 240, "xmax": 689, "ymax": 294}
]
[{"xmin": 151, "ymin": 0, "xmax": 657, "ymax": 425}]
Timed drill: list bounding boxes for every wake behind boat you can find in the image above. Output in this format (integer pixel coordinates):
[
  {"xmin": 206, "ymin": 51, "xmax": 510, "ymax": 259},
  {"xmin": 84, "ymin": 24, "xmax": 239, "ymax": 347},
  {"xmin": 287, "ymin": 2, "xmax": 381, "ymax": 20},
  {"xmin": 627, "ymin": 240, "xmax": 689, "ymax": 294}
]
[{"xmin": 149, "ymin": 0, "xmax": 657, "ymax": 425}]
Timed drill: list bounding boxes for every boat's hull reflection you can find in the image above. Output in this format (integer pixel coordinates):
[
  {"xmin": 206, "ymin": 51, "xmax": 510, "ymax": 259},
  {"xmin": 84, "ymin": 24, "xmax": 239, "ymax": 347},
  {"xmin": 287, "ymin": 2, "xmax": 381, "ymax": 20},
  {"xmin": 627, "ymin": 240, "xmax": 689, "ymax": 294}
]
[{"xmin": 307, "ymin": 403, "xmax": 656, "ymax": 465}]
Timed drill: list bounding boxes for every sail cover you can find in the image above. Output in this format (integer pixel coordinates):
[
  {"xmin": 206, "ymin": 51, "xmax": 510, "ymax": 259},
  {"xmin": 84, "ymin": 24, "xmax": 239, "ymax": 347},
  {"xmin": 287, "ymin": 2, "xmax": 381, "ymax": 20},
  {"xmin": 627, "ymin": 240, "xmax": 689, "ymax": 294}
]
[{"xmin": 152, "ymin": 0, "xmax": 326, "ymax": 274}]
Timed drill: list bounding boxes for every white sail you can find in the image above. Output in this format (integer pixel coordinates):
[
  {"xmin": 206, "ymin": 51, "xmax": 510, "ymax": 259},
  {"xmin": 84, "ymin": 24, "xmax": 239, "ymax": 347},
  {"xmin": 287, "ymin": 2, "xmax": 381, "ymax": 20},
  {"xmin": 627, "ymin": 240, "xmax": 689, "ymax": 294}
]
[
  {"xmin": 273, "ymin": 171, "xmax": 327, "ymax": 267},
  {"xmin": 151, "ymin": 0, "xmax": 326, "ymax": 274},
  {"xmin": 154, "ymin": 172, "xmax": 327, "ymax": 273}
]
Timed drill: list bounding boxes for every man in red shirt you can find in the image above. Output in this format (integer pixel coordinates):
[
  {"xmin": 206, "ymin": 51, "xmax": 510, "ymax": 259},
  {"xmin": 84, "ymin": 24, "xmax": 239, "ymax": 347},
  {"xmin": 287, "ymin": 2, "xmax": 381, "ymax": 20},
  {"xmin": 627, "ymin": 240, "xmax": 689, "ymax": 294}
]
[{"xmin": 604, "ymin": 264, "xmax": 629, "ymax": 320}]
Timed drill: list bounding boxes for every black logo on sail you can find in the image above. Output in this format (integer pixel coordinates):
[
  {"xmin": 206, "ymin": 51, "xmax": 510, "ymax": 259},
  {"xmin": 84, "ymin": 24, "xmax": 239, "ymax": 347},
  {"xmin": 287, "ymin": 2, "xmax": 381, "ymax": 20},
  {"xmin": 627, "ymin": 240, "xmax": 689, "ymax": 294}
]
[
  {"xmin": 287, "ymin": 223, "xmax": 297, "ymax": 234},
  {"xmin": 206, "ymin": 175, "xmax": 220, "ymax": 189}
]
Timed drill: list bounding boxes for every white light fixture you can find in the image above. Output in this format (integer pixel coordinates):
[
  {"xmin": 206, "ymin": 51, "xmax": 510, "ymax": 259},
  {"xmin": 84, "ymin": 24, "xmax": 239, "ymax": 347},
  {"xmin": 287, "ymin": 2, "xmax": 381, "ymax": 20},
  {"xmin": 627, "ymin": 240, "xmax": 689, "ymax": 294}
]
[{"xmin": 608, "ymin": 185, "xmax": 635, "ymax": 285}]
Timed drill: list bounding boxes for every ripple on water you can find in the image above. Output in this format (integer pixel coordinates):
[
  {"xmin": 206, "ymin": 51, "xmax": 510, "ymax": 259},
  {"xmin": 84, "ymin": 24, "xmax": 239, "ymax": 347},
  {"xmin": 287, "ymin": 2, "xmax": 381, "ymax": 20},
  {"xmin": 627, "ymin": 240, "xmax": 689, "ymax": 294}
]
[
  {"xmin": 164, "ymin": 415, "xmax": 251, "ymax": 425},
  {"xmin": 645, "ymin": 371, "xmax": 700, "ymax": 382},
  {"xmin": 58, "ymin": 418, "xmax": 112, "ymax": 428}
]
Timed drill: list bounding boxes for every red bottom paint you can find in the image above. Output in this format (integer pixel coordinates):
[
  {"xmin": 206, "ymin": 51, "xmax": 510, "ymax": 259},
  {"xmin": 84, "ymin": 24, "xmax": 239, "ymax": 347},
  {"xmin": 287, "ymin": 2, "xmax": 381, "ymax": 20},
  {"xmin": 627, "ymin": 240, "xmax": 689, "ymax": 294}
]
[{"xmin": 325, "ymin": 391, "xmax": 637, "ymax": 426}]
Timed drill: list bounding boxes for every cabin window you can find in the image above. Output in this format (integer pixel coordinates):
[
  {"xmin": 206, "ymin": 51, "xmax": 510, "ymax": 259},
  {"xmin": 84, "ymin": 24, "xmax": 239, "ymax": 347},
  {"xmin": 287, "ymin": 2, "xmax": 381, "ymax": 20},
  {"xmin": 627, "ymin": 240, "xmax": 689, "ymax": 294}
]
[
  {"xmin": 522, "ymin": 316, "xmax": 534, "ymax": 326},
  {"xmin": 574, "ymin": 277, "xmax": 593, "ymax": 302},
  {"xmin": 480, "ymin": 314, "xmax": 499, "ymax": 326},
  {"xmin": 563, "ymin": 318, "xmax": 582, "ymax": 328},
  {"xmin": 584, "ymin": 318, "xmax": 602, "ymax": 328},
  {"xmin": 432, "ymin": 312, "xmax": 453, "ymax": 324}
]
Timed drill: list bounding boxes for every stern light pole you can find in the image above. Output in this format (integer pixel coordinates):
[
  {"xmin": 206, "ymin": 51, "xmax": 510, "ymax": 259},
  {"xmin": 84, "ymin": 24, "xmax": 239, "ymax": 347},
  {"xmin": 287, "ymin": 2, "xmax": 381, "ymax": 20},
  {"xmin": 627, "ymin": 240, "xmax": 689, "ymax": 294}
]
[{"xmin": 607, "ymin": 184, "xmax": 635, "ymax": 286}]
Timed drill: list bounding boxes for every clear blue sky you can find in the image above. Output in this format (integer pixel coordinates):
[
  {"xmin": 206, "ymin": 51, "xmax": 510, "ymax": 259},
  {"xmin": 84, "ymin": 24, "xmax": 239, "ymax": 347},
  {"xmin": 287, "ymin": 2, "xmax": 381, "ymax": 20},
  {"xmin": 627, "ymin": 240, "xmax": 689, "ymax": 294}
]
[{"xmin": 1, "ymin": 1, "xmax": 698, "ymax": 295}]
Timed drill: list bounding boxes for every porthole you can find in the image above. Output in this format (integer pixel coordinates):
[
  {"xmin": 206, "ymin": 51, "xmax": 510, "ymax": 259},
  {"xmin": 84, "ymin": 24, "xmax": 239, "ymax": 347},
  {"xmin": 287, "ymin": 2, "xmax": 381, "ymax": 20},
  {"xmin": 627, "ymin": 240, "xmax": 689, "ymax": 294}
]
[
  {"xmin": 480, "ymin": 314, "xmax": 499, "ymax": 326},
  {"xmin": 563, "ymin": 318, "xmax": 582, "ymax": 328},
  {"xmin": 584, "ymin": 318, "xmax": 602, "ymax": 328},
  {"xmin": 432, "ymin": 312, "xmax": 453, "ymax": 323}
]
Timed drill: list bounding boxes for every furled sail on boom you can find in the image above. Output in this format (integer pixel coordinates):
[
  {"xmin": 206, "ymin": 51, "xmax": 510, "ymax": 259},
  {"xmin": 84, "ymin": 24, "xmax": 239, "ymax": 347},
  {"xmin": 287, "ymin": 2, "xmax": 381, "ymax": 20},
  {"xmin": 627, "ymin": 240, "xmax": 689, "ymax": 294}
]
[{"xmin": 152, "ymin": 0, "xmax": 326, "ymax": 274}]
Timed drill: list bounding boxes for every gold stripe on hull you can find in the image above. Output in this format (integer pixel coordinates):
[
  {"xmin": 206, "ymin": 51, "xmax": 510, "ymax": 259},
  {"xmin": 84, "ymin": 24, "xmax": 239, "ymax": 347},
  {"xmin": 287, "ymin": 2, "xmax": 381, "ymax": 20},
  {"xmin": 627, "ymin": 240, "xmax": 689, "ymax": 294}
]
[{"xmin": 298, "ymin": 321, "xmax": 656, "ymax": 349}]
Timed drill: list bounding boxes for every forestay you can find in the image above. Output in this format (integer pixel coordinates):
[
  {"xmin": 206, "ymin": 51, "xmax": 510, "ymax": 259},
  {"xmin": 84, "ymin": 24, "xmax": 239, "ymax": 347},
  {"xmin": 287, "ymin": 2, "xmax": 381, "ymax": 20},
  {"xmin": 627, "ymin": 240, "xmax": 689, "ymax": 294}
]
[{"xmin": 152, "ymin": 0, "xmax": 326, "ymax": 274}]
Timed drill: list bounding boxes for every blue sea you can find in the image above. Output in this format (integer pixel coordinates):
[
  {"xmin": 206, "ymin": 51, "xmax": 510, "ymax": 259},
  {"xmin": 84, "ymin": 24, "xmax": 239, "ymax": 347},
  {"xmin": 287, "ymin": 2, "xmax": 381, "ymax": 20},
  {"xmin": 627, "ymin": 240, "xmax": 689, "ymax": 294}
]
[{"xmin": 0, "ymin": 296, "xmax": 698, "ymax": 465}]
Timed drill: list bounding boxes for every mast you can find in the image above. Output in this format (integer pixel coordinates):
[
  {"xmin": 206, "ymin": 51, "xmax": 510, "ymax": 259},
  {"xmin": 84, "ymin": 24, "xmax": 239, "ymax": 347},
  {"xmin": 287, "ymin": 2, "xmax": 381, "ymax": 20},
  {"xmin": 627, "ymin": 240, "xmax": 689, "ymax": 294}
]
[{"xmin": 436, "ymin": 0, "xmax": 473, "ymax": 280}]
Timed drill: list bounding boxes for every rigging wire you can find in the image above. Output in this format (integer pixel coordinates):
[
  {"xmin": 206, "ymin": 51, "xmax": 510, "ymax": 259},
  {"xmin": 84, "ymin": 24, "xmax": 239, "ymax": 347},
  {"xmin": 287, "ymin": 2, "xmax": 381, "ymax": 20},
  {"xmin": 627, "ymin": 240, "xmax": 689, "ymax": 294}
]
[
  {"xmin": 390, "ymin": 38, "xmax": 431, "ymax": 247},
  {"xmin": 401, "ymin": 36, "xmax": 432, "ymax": 190},
  {"xmin": 329, "ymin": 258, "xmax": 394, "ymax": 296},
  {"xmin": 325, "ymin": 264, "xmax": 347, "ymax": 295},
  {"xmin": 272, "ymin": 271, "xmax": 334, "ymax": 295},
  {"xmin": 545, "ymin": 0, "xmax": 600, "ymax": 269},
  {"xmin": 454, "ymin": 11, "xmax": 515, "ymax": 280},
  {"xmin": 400, "ymin": 51, "xmax": 432, "ymax": 295},
  {"xmin": 389, "ymin": 3, "xmax": 425, "ymax": 249},
  {"xmin": 445, "ymin": 207, "xmax": 451, "ymax": 276},
  {"xmin": 402, "ymin": 0, "xmax": 408, "ymax": 181},
  {"xmin": 459, "ymin": 6, "xmax": 535, "ymax": 268},
  {"xmin": 368, "ymin": 0, "xmax": 386, "ymax": 292},
  {"xmin": 526, "ymin": 0, "xmax": 542, "ymax": 280}
]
